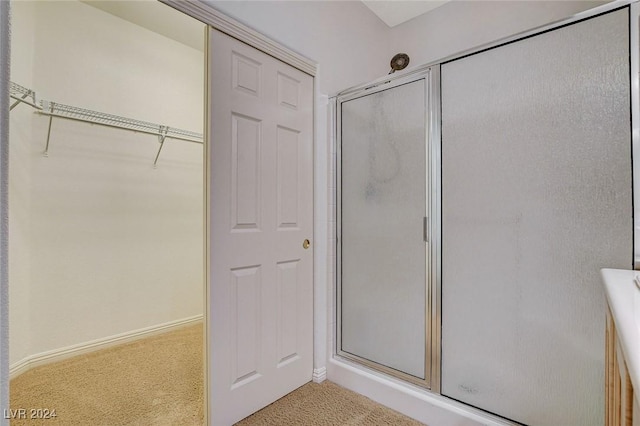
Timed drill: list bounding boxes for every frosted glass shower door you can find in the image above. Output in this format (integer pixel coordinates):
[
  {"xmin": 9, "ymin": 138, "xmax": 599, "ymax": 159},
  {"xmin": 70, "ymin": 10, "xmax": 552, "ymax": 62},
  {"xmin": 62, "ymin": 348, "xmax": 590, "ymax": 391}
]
[
  {"xmin": 339, "ymin": 77, "xmax": 428, "ymax": 383},
  {"xmin": 440, "ymin": 8, "xmax": 631, "ymax": 425}
]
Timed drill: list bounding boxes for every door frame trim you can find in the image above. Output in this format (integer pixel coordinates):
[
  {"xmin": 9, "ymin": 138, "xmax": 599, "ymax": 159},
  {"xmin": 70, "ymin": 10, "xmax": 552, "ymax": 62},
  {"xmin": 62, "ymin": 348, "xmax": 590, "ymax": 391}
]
[
  {"xmin": 159, "ymin": 0, "xmax": 317, "ymax": 77},
  {"xmin": 158, "ymin": 1, "xmax": 318, "ymax": 425},
  {"xmin": 0, "ymin": 1, "xmax": 10, "ymax": 423}
]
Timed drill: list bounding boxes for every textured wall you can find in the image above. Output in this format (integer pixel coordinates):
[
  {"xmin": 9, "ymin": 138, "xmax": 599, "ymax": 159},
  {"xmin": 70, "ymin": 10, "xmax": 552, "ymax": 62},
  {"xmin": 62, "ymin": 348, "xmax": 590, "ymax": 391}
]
[
  {"xmin": 9, "ymin": 1, "xmax": 204, "ymax": 367},
  {"xmin": 389, "ymin": 0, "xmax": 609, "ymax": 67}
]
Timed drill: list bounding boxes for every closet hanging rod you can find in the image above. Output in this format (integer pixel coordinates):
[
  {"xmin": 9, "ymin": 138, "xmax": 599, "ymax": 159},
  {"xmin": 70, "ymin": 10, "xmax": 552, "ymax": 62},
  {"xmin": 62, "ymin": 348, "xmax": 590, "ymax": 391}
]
[
  {"xmin": 10, "ymin": 81, "xmax": 42, "ymax": 111},
  {"xmin": 9, "ymin": 80, "xmax": 203, "ymax": 165},
  {"xmin": 36, "ymin": 101, "xmax": 203, "ymax": 144},
  {"xmin": 37, "ymin": 101, "xmax": 203, "ymax": 166}
]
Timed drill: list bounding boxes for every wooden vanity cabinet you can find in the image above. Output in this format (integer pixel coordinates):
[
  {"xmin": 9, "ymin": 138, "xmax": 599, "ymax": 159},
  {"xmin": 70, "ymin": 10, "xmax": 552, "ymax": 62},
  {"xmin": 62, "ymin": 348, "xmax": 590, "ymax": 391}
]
[{"xmin": 606, "ymin": 307, "xmax": 637, "ymax": 426}]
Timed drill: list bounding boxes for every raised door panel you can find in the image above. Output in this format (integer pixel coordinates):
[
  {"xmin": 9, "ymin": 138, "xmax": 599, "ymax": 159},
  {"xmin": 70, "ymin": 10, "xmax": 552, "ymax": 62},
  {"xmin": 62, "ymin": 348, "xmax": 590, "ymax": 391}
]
[
  {"xmin": 276, "ymin": 260, "xmax": 300, "ymax": 367},
  {"xmin": 233, "ymin": 52, "xmax": 261, "ymax": 97},
  {"xmin": 230, "ymin": 265, "xmax": 262, "ymax": 389},
  {"xmin": 277, "ymin": 72, "xmax": 299, "ymax": 109},
  {"xmin": 231, "ymin": 114, "xmax": 262, "ymax": 231},
  {"xmin": 276, "ymin": 126, "xmax": 300, "ymax": 230}
]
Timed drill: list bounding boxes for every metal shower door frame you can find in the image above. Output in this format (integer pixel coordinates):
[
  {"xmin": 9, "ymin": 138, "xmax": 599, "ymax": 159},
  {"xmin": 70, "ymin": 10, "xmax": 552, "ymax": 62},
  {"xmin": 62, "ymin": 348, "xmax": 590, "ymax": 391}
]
[{"xmin": 335, "ymin": 67, "xmax": 440, "ymax": 389}]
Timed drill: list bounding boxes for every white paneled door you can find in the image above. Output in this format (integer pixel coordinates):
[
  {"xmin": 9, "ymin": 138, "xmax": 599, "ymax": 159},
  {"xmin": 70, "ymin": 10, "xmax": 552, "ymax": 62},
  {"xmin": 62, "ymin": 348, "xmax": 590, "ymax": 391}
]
[{"xmin": 207, "ymin": 28, "xmax": 314, "ymax": 425}]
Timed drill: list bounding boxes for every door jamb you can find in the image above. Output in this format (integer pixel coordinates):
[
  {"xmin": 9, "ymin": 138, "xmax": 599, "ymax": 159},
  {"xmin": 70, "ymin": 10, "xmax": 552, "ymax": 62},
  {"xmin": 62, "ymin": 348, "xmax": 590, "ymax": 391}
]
[{"xmin": 0, "ymin": 1, "xmax": 10, "ymax": 424}]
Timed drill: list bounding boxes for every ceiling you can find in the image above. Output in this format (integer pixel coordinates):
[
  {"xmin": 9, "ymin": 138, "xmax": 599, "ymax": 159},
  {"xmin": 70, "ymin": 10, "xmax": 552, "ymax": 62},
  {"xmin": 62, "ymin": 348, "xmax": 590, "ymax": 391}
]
[
  {"xmin": 81, "ymin": 0, "xmax": 205, "ymax": 51},
  {"xmin": 83, "ymin": 0, "xmax": 450, "ymax": 50},
  {"xmin": 362, "ymin": 0, "xmax": 450, "ymax": 27}
]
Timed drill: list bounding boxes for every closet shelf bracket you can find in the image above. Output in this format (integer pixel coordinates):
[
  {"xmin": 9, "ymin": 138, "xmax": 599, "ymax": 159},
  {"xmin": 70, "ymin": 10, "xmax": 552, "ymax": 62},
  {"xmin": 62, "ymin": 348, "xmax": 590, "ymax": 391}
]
[
  {"xmin": 44, "ymin": 107, "xmax": 54, "ymax": 157},
  {"xmin": 10, "ymin": 81, "xmax": 42, "ymax": 111},
  {"xmin": 153, "ymin": 127, "xmax": 168, "ymax": 168}
]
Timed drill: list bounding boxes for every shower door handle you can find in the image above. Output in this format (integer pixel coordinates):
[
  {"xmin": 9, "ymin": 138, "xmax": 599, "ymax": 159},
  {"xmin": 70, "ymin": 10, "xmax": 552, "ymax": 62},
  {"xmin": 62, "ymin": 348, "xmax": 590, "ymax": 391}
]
[{"xmin": 423, "ymin": 216, "xmax": 429, "ymax": 242}]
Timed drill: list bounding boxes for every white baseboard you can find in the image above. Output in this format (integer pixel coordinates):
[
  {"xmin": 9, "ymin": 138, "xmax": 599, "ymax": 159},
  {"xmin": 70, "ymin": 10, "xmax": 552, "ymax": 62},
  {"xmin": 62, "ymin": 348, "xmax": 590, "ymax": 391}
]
[
  {"xmin": 10, "ymin": 315, "xmax": 203, "ymax": 379},
  {"xmin": 312, "ymin": 366, "xmax": 327, "ymax": 383}
]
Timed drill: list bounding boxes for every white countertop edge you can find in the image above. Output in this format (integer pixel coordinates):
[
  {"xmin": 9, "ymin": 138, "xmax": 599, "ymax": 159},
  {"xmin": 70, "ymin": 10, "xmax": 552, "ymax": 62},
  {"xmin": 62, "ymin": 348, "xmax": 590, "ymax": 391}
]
[{"xmin": 601, "ymin": 268, "xmax": 640, "ymax": 400}]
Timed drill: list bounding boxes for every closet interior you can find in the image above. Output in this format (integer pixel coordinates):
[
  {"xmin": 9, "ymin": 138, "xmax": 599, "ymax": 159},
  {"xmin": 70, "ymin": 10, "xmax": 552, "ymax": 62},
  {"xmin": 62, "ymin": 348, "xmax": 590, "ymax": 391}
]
[{"xmin": 8, "ymin": 1, "xmax": 206, "ymax": 422}]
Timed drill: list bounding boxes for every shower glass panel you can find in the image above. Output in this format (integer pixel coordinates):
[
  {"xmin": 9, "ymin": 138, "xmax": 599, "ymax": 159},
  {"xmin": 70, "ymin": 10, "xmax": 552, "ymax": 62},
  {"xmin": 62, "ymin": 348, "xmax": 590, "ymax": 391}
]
[
  {"xmin": 440, "ymin": 8, "xmax": 631, "ymax": 425},
  {"xmin": 338, "ymin": 76, "xmax": 428, "ymax": 383}
]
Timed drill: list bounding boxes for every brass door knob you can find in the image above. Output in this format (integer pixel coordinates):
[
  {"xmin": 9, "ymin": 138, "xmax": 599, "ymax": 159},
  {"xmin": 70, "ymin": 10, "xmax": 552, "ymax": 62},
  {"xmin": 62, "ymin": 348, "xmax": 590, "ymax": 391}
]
[{"xmin": 303, "ymin": 239, "xmax": 311, "ymax": 249}]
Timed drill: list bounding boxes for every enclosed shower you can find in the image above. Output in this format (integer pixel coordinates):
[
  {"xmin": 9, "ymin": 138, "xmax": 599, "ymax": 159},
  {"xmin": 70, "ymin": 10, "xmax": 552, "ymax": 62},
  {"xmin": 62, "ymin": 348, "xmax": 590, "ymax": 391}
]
[{"xmin": 334, "ymin": 5, "xmax": 634, "ymax": 425}]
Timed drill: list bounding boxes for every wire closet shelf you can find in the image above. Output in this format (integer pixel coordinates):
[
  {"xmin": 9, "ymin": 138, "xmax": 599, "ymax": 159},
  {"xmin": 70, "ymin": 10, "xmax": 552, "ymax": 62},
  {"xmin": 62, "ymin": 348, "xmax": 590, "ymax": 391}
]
[
  {"xmin": 9, "ymin": 81, "xmax": 203, "ymax": 166},
  {"xmin": 39, "ymin": 101, "xmax": 203, "ymax": 143}
]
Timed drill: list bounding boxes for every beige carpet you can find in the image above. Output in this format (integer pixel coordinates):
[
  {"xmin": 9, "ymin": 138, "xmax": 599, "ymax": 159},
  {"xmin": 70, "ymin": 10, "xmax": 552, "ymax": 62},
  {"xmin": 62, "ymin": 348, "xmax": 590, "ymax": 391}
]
[
  {"xmin": 11, "ymin": 323, "xmax": 423, "ymax": 425},
  {"xmin": 10, "ymin": 323, "xmax": 204, "ymax": 425},
  {"xmin": 237, "ymin": 381, "xmax": 425, "ymax": 426}
]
